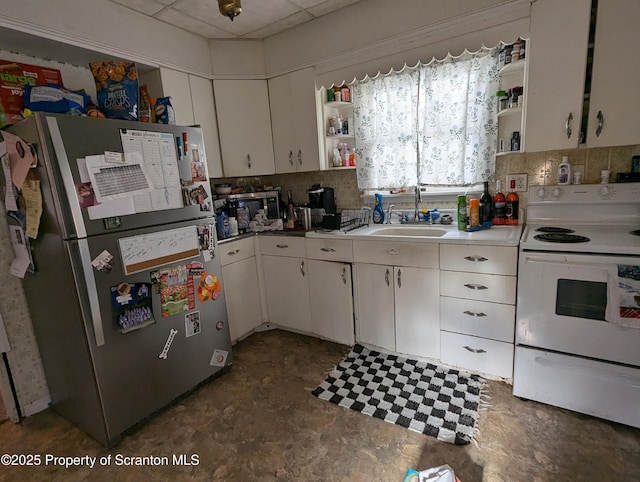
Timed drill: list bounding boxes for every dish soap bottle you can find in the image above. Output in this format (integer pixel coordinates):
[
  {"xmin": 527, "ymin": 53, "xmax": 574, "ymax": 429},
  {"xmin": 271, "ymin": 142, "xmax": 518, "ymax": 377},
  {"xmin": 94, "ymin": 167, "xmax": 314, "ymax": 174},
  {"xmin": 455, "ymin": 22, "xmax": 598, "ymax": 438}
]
[
  {"xmin": 373, "ymin": 193, "xmax": 385, "ymax": 224},
  {"xmin": 558, "ymin": 156, "xmax": 571, "ymax": 185}
]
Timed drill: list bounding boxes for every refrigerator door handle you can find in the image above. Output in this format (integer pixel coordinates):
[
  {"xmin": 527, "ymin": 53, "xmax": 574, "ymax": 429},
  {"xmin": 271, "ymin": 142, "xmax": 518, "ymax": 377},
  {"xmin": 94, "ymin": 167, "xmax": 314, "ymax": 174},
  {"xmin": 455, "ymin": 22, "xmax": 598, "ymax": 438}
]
[
  {"xmin": 77, "ymin": 239, "xmax": 105, "ymax": 347},
  {"xmin": 46, "ymin": 116, "xmax": 87, "ymax": 239}
]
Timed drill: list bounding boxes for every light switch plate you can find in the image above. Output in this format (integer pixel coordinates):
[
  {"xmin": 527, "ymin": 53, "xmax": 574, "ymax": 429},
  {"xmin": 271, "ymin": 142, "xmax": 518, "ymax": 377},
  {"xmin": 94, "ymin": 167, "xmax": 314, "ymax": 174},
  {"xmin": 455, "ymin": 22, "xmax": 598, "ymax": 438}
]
[{"xmin": 506, "ymin": 173, "xmax": 528, "ymax": 192}]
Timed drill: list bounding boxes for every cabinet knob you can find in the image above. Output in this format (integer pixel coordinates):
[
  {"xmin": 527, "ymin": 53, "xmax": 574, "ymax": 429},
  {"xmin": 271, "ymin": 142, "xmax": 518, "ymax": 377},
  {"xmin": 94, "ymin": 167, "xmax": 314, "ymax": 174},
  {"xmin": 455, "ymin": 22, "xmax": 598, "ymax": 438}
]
[
  {"xmin": 227, "ymin": 249, "xmax": 240, "ymax": 256},
  {"xmin": 463, "ymin": 346, "xmax": 487, "ymax": 354},
  {"xmin": 464, "ymin": 256, "xmax": 488, "ymax": 262},
  {"xmin": 464, "ymin": 283, "xmax": 488, "ymax": 290},
  {"xmin": 565, "ymin": 112, "xmax": 573, "ymax": 139},
  {"xmin": 289, "ymin": 150, "xmax": 294, "ymax": 166},
  {"xmin": 596, "ymin": 110, "xmax": 604, "ymax": 137}
]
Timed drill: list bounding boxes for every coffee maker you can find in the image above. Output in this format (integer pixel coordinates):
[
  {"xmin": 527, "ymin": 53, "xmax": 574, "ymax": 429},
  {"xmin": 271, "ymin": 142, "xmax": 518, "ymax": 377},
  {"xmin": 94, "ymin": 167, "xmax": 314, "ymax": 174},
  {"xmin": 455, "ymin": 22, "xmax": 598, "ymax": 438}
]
[{"xmin": 307, "ymin": 185, "xmax": 336, "ymax": 214}]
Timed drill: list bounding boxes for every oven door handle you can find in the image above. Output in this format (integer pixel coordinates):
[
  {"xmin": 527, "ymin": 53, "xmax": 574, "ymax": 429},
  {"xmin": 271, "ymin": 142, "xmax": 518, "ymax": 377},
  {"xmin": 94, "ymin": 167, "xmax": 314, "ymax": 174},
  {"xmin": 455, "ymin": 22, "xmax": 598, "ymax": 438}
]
[{"xmin": 523, "ymin": 256, "xmax": 625, "ymax": 270}]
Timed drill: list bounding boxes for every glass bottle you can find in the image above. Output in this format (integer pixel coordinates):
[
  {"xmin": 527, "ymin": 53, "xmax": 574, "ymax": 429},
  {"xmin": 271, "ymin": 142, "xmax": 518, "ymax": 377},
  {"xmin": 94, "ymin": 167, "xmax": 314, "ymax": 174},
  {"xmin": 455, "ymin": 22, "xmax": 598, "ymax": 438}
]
[
  {"xmin": 479, "ymin": 181, "xmax": 493, "ymax": 224},
  {"xmin": 492, "ymin": 180, "xmax": 506, "ymax": 225},
  {"xmin": 505, "ymin": 179, "xmax": 519, "ymax": 225}
]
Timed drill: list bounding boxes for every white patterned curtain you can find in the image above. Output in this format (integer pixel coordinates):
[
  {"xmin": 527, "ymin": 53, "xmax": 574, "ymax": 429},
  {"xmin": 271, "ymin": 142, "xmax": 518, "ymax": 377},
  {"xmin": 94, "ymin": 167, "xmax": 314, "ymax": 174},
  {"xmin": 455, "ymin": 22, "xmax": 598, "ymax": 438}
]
[
  {"xmin": 352, "ymin": 69, "xmax": 420, "ymax": 189},
  {"xmin": 417, "ymin": 51, "xmax": 499, "ymax": 186},
  {"xmin": 353, "ymin": 49, "xmax": 499, "ymax": 190}
]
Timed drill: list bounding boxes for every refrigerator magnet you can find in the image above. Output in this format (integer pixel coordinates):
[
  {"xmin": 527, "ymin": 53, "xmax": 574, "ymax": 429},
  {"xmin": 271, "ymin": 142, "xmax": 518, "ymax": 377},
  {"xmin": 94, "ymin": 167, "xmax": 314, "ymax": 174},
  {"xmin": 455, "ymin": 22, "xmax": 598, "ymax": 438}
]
[
  {"xmin": 111, "ymin": 282, "xmax": 155, "ymax": 334},
  {"xmin": 91, "ymin": 250, "xmax": 113, "ymax": 272},
  {"xmin": 159, "ymin": 328, "xmax": 178, "ymax": 360},
  {"xmin": 185, "ymin": 311, "xmax": 201, "ymax": 337},
  {"xmin": 197, "ymin": 272, "xmax": 220, "ymax": 303},
  {"xmin": 209, "ymin": 349, "xmax": 228, "ymax": 367},
  {"xmin": 215, "ymin": 320, "xmax": 224, "ymax": 331}
]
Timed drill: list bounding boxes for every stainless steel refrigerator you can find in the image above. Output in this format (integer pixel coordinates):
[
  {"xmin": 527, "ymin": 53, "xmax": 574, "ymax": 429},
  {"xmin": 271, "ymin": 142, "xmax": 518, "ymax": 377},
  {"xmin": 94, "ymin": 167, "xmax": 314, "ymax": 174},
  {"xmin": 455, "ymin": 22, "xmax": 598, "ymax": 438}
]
[{"xmin": 6, "ymin": 112, "xmax": 232, "ymax": 447}]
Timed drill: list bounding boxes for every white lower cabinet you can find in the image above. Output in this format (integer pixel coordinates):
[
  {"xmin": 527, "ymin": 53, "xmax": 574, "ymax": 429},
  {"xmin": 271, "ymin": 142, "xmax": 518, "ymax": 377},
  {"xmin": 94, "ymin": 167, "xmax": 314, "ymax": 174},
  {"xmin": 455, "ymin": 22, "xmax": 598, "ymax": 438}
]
[
  {"xmin": 220, "ymin": 237, "xmax": 262, "ymax": 343},
  {"xmin": 440, "ymin": 332, "xmax": 514, "ymax": 379},
  {"xmin": 439, "ymin": 244, "xmax": 518, "ymax": 379},
  {"xmin": 355, "ymin": 263, "xmax": 439, "ymax": 359},
  {"xmin": 307, "ymin": 259, "xmax": 354, "ymax": 345},
  {"xmin": 262, "ymin": 254, "xmax": 312, "ymax": 333}
]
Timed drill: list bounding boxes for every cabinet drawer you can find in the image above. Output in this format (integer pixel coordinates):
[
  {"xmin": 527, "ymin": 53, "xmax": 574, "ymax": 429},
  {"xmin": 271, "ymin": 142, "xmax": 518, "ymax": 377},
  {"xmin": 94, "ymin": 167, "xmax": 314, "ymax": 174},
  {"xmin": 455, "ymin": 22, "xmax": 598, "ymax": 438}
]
[
  {"xmin": 440, "ymin": 296, "xmax": 514, "ymax": 342},
  {"xmin": 259, "ymin": 236, "xmax": 306, "ymax": 258},
  {"xmin": 440, "ymin": 271, "xmax": 516, "ymax": 304},
  {"xmin": 440, "ymin": 244, "xmax": 517, "ymax": 275},
  {"xmin": 353, "ymin": 240, "xmax": 438, "ymax": 268},
  {"xmin": 220, "ymin": 236, "xmax": 256, "ymax": 266},
  {"xmin": 305, "ymin": 238, "xmax": 353, "ymax": 262},
  {"xmin": 440, "ymin": 331, "xmax": 514, "ymax": 379}
]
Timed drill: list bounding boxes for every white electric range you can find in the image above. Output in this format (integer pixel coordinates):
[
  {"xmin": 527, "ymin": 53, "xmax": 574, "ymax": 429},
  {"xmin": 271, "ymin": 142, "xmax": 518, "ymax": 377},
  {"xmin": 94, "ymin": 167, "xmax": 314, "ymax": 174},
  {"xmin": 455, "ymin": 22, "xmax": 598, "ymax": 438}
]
[{"xmin": 513, "ymin": 183, "xmax": 640, "ymax": 428}]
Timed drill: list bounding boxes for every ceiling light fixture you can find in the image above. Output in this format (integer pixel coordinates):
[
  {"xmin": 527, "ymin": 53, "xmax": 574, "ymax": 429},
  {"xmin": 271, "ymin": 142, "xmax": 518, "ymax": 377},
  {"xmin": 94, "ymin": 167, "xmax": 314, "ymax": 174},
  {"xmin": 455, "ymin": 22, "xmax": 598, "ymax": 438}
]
[{"xmin": 218, "ymin": 0, "xmax": 242, "ymax": 21}]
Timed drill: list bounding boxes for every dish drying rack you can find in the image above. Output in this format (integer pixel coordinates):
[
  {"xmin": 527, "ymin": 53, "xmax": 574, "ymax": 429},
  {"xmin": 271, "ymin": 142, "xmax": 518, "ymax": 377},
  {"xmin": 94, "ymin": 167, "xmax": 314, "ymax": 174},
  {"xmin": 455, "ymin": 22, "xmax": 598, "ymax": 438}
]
[{"xmin": 339, "ymin": 208, "xmax": 371, "ymax": 232}]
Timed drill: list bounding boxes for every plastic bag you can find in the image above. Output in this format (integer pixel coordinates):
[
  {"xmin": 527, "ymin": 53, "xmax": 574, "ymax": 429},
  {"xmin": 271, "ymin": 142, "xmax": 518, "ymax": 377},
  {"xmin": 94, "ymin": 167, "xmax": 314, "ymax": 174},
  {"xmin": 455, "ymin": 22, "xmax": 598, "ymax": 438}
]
[
  {"xmin": 154, "ymin": 96, "xmax": 175, "ymax": 124},
  {"xmin": 24, "ymin": 84, "xmax": 91, "ymax": 115},
  {"xmin": 90, "ymin": 60, "xmax": 139, "ymax": 120}
]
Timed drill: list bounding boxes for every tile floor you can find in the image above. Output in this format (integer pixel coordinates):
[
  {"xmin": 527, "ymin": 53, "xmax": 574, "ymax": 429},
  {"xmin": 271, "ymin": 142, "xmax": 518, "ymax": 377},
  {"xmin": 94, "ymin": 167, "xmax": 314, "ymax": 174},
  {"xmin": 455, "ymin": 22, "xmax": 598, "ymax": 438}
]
[{"xmin": 0, "ymin": 329, "xmax": 639, "ymax": 482}]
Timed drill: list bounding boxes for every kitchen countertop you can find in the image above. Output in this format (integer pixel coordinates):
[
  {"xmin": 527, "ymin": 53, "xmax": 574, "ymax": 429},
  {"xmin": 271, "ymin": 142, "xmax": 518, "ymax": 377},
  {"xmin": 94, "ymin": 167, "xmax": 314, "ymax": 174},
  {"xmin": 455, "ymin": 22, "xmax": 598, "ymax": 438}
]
[{"xmin": 305, "ymin": 223, "xmax": 524, "ymax": 247}]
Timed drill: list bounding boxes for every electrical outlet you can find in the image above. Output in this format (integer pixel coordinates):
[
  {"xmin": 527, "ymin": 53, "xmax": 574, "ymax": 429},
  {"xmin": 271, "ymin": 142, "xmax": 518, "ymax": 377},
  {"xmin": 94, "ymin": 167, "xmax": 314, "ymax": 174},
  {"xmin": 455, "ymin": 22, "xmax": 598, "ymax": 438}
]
[{"xmin": 506, "ymin": 174, "xmax": 528, "ymax": 192}]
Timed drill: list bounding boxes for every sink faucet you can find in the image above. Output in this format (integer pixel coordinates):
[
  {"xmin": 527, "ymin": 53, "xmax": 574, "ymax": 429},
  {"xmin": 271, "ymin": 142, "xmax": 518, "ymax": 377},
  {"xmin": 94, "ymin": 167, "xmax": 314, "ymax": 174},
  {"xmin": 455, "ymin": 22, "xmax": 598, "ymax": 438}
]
[
  {"xmin": 385, "ymin": 204, "xmax": 395, "ymax": 224},
  {"xmin": 414, "ymin": 185, "xmax": 422, "ymax": 221}
]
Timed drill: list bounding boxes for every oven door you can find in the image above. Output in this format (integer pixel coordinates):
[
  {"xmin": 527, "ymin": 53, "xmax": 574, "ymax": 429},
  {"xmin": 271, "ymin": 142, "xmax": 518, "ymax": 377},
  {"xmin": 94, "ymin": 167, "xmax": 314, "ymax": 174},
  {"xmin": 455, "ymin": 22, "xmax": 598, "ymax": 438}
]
[{"xmin": 517, "ymin": 251, "xmax": 640, "ymax": 366}]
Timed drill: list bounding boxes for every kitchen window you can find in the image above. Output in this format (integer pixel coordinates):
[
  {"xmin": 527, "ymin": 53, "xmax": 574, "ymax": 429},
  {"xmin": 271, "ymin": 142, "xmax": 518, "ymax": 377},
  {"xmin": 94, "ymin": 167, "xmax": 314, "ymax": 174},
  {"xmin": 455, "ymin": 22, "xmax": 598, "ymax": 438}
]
[{"xmin": 353, "ymin": 48, "xmax": 500, "ymax": 191}]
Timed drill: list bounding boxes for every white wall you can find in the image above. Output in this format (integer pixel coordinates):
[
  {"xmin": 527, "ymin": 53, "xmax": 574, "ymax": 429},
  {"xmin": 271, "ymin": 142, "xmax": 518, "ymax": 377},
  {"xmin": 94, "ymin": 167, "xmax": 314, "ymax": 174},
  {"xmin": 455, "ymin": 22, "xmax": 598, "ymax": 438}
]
[
  {"xmin": 210, "ymin": 40, "xmax": 266, "ymax": 78},
  {"xmin": 262, "ymin": 0, "xmax": 530, "ymax": 85},
  {"xmin": 0, "ymin": 0, "xmax": 213, "ymax": 76}
]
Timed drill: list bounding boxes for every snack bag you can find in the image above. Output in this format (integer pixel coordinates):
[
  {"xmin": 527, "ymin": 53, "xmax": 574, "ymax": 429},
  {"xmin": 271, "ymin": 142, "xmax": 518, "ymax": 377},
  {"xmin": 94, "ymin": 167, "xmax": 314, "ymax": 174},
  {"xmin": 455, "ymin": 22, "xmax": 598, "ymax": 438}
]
[
  {"xmin": 154, "ymin": 96, "xmax": 175, "ymax": 124},
  {"xmin": 24, "ymin": 84, "xmax": 91, "ymax": 115},
  {"xmin": 89, "ymin": 61, "xmax": 139, "ymax": 120}
]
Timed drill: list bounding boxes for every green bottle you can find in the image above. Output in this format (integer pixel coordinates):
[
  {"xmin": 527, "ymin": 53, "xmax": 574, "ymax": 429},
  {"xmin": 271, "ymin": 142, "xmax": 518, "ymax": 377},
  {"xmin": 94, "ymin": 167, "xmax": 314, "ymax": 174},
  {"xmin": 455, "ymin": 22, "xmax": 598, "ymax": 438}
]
[{"xmin": 457, "ymin": 195, "xmax": 467, "ymax": 230}]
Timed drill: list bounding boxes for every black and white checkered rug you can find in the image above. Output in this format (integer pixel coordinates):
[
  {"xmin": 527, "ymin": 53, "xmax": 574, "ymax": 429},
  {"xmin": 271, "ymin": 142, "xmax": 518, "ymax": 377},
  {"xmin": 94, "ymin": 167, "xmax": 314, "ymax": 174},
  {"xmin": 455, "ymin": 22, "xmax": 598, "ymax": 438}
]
[{"xmin": 311, "ymin": 344, "xmax": 484, "ymax": 445}]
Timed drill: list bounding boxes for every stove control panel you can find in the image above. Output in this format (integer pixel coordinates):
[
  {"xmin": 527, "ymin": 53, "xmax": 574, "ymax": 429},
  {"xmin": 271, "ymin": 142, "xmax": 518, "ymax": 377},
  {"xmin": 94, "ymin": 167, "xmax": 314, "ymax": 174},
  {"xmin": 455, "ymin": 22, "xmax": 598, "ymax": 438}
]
[{"xmin": 529, "ymin": 183, "xmax": 639, "ymax": 204}]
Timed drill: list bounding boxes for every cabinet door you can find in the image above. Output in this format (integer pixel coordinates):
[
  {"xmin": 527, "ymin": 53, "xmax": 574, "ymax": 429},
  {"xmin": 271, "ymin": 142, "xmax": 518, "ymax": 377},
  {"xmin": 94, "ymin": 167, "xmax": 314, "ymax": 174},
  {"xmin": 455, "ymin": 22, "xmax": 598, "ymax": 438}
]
[
  {"xmin": 189, "ymin": 75, "xmax": 223, "ymax": 179},
  {"xmin": 214, "ymin": 80, "xmax": 275, "ymax": 177},
  {"xmin": 262, "ymin": 255, "xmax": 311, "ymax": 333},
  {"xmin": 159, "ymin": 67, "xmax": 195, "ymax": 126},
  {"xmin": 269, "ymin": 74, "xmax": 297, "ymax": 174},
  {"xmin": 354, "ymin": 263, "xmax": 395, "ymax": 352},
  {"xmin": 222, "ymin": 257, "xmax": 262, "ymax": 342},
  {"xmin": 394, "ymin": 267, "xmax": 440, "ymax": 360},
  {"xmin": 290, "ymin": 67, "xmax": 321, "ymax": 172},
  {"xmin": 586, "ymin": 0, "xmax": 640, "ymax": 147},
  {"xmin": 308, "ymin": 259, "xmax": 354, "ymax": 345},
  {"xmin": 523, "ymin": 0, "xmax": 591, "ymax": 151}
]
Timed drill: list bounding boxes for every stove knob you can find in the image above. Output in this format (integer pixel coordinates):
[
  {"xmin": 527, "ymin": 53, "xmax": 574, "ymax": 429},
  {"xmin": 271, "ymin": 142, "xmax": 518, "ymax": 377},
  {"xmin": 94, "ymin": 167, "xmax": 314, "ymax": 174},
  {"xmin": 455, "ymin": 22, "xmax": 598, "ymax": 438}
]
[
  {"xmin": 552, "ymin": 187, "xmax": 562, "ymax": 199},
  {"xmin": 536, "ymin": 187, "xmax": 547, "ymax": 199},
  {"xmin": 599, "ymin": 185, "xmax": 611, "ymax": 198}
]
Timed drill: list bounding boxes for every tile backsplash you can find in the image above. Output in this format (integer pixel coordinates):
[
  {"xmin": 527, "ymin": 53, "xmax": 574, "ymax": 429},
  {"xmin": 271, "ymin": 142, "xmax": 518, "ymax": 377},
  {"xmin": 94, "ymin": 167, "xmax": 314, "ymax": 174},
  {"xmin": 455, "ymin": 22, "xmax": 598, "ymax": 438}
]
[{"xmin": 215, "ymin": 144, "xmax": 639, "ymax": 214}]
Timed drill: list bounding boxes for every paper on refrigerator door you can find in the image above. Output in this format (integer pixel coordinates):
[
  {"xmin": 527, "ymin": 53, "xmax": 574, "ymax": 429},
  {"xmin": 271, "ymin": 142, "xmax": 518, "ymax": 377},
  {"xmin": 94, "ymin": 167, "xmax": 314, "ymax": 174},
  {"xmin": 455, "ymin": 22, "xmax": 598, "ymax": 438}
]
[{"xmin": 85, "ymin": 152, "xmax": 152, "ymax": 202}]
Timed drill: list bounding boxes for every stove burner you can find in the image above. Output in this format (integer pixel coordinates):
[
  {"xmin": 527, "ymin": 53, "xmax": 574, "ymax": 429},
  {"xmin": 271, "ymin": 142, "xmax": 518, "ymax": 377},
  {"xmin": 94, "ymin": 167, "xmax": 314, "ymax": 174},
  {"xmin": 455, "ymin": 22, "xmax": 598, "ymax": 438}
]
[
  {"xmin": 534, "ymin": 233, "xmax": 590, "ymax": 243},
  {"xmin": 631, "ymin": 230, "xmax": 640, "ymax": 237},
  {"xmin": 535, "ymin": 227, "xmax": 575, "ymax": 233}
]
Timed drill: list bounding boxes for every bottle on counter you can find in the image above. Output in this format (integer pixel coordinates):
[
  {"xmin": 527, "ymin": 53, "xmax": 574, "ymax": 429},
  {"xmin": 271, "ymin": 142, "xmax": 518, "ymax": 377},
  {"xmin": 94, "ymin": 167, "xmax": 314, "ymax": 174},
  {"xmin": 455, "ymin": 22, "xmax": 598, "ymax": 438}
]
[
  {"xmin": 505, "ymin": 179, "xmax": 519, "ymax": 225},
  {"xmin": 468, "ymin": 197, "xmax": 480, "ymax": 228},
  {"xmin": 457, "ymin": 195, "xmax": 467, "ymax": 230},
  {"xmin": 286, "ymin": 190, "xmax": 295, "ymax": 229},
  {"xmin": 492, "ymin": 180, "xmax": 506, "ymax": 225},
  {"xmin": 479, "ymin": 181, "xmax": 493, "ymax": 224},
  {"xmin": 373, "ymin": 193, "xmax": 385, "ymax": 224},
  {"xmin": 229, "ymin": 216, "xmax": 239, "ymax": 237}
]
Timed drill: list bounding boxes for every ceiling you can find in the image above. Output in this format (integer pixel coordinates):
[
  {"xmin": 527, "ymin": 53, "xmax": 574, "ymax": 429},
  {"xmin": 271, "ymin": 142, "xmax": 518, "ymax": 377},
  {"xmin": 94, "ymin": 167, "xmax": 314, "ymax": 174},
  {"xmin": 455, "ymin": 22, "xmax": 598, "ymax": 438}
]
[{"xmin": 108, "ymin": 0, "xmax": 364, "ymax": 40}]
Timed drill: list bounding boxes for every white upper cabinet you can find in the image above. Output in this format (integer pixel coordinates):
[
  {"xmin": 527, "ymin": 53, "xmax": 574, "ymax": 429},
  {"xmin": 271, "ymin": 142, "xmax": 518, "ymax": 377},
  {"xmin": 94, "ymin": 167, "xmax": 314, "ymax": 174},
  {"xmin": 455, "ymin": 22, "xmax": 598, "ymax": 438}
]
[
  {"xmin": 523, "ymin": 0, "xmax": 591, "ymax": 151},
  {"xmin": 525, "ymin": 0, "xmax": 640, "ymax": 151},
  {"xmin": 586, "ymin": 0, "xmax": 640, "ymax": 147},
  {"xmin": 269, "ymin": 67, "xmax": 321, "ymax": 173},
  {"xmin": 213, "ymin": 79, "xmax": 275, "ymax": 177},
  {"xmin": 157, "ymin": 68, "xmax": 223, "ymax": 178}
]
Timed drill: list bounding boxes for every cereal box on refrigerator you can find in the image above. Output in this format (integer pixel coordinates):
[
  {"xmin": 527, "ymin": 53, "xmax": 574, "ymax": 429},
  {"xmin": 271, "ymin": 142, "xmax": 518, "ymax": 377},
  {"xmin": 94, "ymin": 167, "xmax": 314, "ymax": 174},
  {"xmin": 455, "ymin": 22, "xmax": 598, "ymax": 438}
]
[{"xmin": 0, "ymin": 60, "xmax": 63, "ymax": 127}]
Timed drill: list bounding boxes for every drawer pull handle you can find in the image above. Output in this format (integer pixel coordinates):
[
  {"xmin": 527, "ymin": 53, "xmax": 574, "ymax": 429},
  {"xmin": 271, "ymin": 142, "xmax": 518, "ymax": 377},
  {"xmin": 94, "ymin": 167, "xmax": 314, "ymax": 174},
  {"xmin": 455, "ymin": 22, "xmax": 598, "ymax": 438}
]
[
  {"xmin": 227, "ymin": 249, "xmax": 240, "ymax": 256},
  {"xmin": 464, "ymin": 283, "xmax": 488, "ymax": 290},
  {"xmin": 276, "ymin": 244, "xmax": 289, "ymax": 249},
  {"xmin": 463, "ymin": 310, "xmax": 487, "ymax": 317},
  {"xmin": 320, "ymin": 247, "xmax": 336, "ymax": 252},
  {"xmin": 388, "ymin": 248, "xmax": 400, "ymax": 255},
  {"xmin": 464, "ymin": 346, "xmax": 487, "ymax": 354},
  {"xmin": 464, "ymin": 256, "xmax": 488, "ymax": 262}
]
